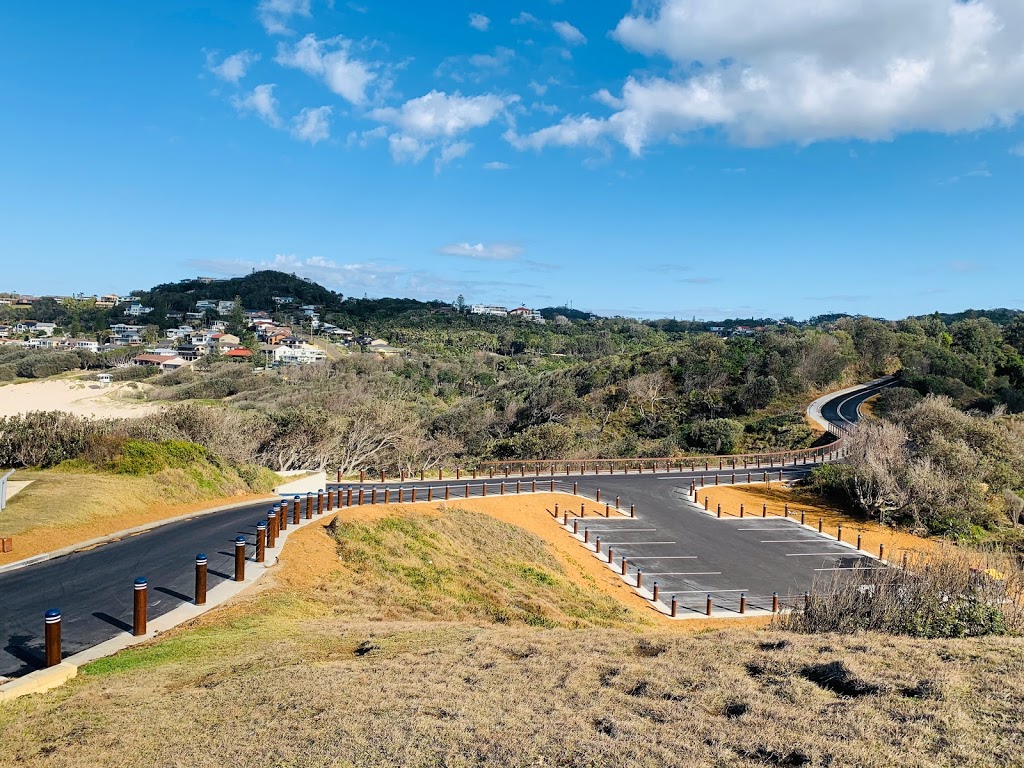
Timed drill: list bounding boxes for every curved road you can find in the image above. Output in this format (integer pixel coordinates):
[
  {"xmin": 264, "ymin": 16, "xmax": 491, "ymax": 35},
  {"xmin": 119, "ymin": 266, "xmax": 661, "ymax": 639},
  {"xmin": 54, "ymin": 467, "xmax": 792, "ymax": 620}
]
[{"xmin": 0, "ymin": 379, "xmax": 887, "ymax": 678}]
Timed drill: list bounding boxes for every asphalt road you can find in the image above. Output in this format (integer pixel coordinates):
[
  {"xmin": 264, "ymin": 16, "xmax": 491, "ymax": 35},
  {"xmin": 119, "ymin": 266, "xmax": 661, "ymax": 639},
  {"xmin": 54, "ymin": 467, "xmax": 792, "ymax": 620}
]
[{"xmin": 0, "ymin": 380, "xmax": 884, "ymax": 678}]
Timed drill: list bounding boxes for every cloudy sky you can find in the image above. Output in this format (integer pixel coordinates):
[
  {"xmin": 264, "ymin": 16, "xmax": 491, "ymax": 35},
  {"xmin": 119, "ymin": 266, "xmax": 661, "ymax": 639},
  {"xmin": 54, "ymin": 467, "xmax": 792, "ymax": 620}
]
[{"xmin": 2, "ymin": 0, "xmax": 1023, "ymax": 319}]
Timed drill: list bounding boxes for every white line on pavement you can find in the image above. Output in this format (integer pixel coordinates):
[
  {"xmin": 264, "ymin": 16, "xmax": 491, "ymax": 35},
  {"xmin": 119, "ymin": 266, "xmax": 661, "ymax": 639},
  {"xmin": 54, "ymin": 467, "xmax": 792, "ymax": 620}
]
[
  {"xmin": 760, "ymin": 539, "xmax": 824, "ymax": 543},
  {"xmin": 603, "ymin": 541, "xmax": 677, "ymax": 545},
  {"xmin": 670, "ymin": 588, "xmax": 747, "ymax": 594},
  {"xmin": 622, "ymin": 555, "xmax": 697, "ymax": 560},
  {"xmin": 642, "ymin": 572, "xmax": 721, "ymax": 576},
  {"xmin": 814, "ymin": 566, "xmax": 885, "ymax": 571},
  {"xmin": 786, "ymin": 552, "xmax": 866, "ymax": 557}
]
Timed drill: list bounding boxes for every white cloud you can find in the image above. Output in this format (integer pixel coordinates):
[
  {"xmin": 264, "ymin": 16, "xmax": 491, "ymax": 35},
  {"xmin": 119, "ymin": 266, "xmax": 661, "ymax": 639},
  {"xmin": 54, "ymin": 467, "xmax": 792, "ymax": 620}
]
[
  {"xmin": 483, "ymin": 161, "xmax": 511, "ymax": 170},
  {"xmin": 439, "ymin": 242, "xmax": 524, "ymax": 261},
  {"xmin": 593, "ymin": 88, "xmax": 624, "ymax": 109},
  {"xmin": 553, "ymin": 21, "xmax": 587, "ymax": 45},
  {"xmin": 370, "ymin": 90, "xmax": 513, "ymax": 139},
  {"xmin": 437, "ymin": 47, "xmax": 515, "ymax": 83},
  {"xmin": 518, "ymin": 0, "xmax": 1024, "ymax": 154},
  {"xmin": 505, "ymin": 116, "xmax": 606, "ymax": 151},
  {"xmin": 231, "ymin": 84, "xmax": 281, "ymax": 127},
  {"xmin": 276, "ymin": 34, "xmax": 376, "ymax": 105},
  {"xmin": 469, "ymin": 13, "xmax": 491, "ymax": 31},
  {"xmin": 435, "ymin": 141, "xmax": 473, "ymax": 173},
  {"xmin": 1011, "ymin": 143, "xmax": 1024, "ymax": 156},
  {"xmin": 257, "ymin": 0, "xmax": 311, "ymax": 35},
  {"xmin": 529, "ymin": 80, "xmax": 548, "ymax": 96},
  {"xmin": 388, "ymin": 134, "xmax": 432, "ymax": 164},
  {"xmin": 512, "ymin": 12, "xmax": 539, "ymax": 26},
  {"xmin": 206, "ymin": 50, "xmax": 260, "ymax": 84},
  {"xmin": 291, "ymin": 106, "xmax": 332, "ymax": 144}
]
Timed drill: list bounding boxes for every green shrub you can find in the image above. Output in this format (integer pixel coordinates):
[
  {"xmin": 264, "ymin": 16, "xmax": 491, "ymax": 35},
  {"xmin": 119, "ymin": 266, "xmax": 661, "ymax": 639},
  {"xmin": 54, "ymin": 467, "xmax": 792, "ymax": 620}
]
[{"xmin": 111, "ymin": 440, "xmax": 209, "ymax": 476}]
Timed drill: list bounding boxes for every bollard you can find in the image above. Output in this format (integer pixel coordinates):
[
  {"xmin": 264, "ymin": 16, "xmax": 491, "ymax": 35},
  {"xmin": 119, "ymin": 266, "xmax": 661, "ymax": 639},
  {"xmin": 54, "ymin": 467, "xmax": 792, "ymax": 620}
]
[
  {"xmin": 837, "ymin": 525, "xmax": 843, "ymax": 542},
  {"xmin": 779, "ymin": 471, "xmax": 783, "ymax": 482},
  {"xmin": 763, "ymin": 504, "xmax": 768, "ymax": 518},
  {"xmin": 717, "ymin": 503, "xmax": 721, "ymax": 518},
  {"xmin": 573, "ymin": 519, "xmax": 579, "ymax": 534},
  {"xmin": 596, "ymin": 489, "xmax": 601, "ymax": 503},
  {"xmin": 573, "ymin": 481, "xmax": 578, "ymax": 495},
  {"xmin": 195, "ymin": 554, "xmax": 208, "ymax": 605},
  {"xmin": 630, "ymin": 504, "xmax": 635, "ymax": 518},
  {"xmin": 636, "ymin": 569, "xmax": 642, "ymax": 588},
  {"xmin": 804, "ymin": 592, "xmax": 811, "ymax": 610},
  {"xmin": 594, "ymin": 535, "xmax": 600, "ymax": 553},
  {"xmin": 555, "ymin": 502, "xmax": 560, "ymax": 517},
  {"xmin": 785, "ymin": 503, "xmax": 789, "ymax": 517},
  {"xmin": 385, "ymin": 489, "xmax": 391, "ymax": 504},
  {"xmin": 234, "ymin": 536, "xmax": 246, "ymax": 582},
  {"xmin": 580, "ymin": 502, "xmax": 585, "ymax": 517},
  {"xmin": 360, "ymin": 470, "xmax": 365, "ymax": 483},
  {"xmin": 532, "ymin": 480, "xmax": 537, "ymax": 493},
  {"xmin": 550, "ymin": 479, "xmax": 555, "ymax": 492},
  {"xmin": 44, "ymin": 609, "xmax": 62, "ymax": 667},
  {"xmin": 731, "ymin": 472, "xmax": 736, "ymax": 484},
  {"xmin": 704, "ymin": 497, "xmax": 708, "ymax": 510},
  {"xmin": 706, "ymin": 595, "xmax": 713, "ymax": 616},
  {"xmin": 133, "ymin": 577, "xmax": 148, "ymax": 636},
  {"xmin": 444, "ymin": 485, "xmax": 450, "ymax": 500},
  {"xmin": 256, "ymin": 521, "xmax": 267, "ymax": 563},
  {"xmin": 266, "ymin": 512, "xmax": 278, "ymax": 548},
  {"xmin": 439, "ymin": 468, "xmax": 443, "ymax": 481},
  {"xmin": 652, "ymin": 581, "xmax": 659, "ymax": 603},
  {"xmin": 772, "ymin": 592, "xmax": 779, "ymax": 613},
  {"xmin": 563, "ymin": 512, "xmax": 569, "ymax": 526},
  {"xmin": 482, "ymin": 483, "xmax": 487, "ymax": 497},
  {"xmin": 800, "ymin": 510, "xmax": 805, "ymax": 526},
  {"xmin": 420, "ymin": 469, "xmax": 425, "ymax": 481},
  {"xmin": 605, "ymin": 503, "xmax": 610, "ymax": 517},
  {"xmin": 357, "ymin": 488, "xmax": 364, "ymax": 506},
  {"xmin": 348, "ymin": 488, "xmax": 354, "ymax": 506},
  {"xmin": 316, "ymin": 491, "xmax": 323, "ymax": 516},
  {"xmin": 879, "ymin": 543, "xmax": 885, "ymax": 560},
  {"xmin": 500, "ymin": 482, "xmax": 505, "ymax": 495},
  {"xmin": 279, "ymin": 502, "xmax": 289, "ymax": 531},
  {"xmin": 740, "ymin": 504, "xmax": 744, "ymax": 518},
  {"xmin": 818, "ymin": 518, "xmax": 824, "ymax": 534},
  {"xmin": 516, "ymin": 481, "xmax": 521, "ymax": 494},
  {"xmin": 715, "ymin": 474, "xmax": 719, "ymax": 486},
  {"xmin": 739, "ymin": 593, "xmax": 747, "ymax": 614},
  {"xmin": 621, "ymin": 558, "xmax": 628, "ymax": 576},
  {"xmin": 381, "ymin": 470, "xmax": 386, "ymax": 483},
  {"xmin": 293, "ymin": 496, "xmax": 301, "ymax": 524},
  {"xmin": 608, "ymin": 547, "xmax": 614, "ymax": 564},
  {"xmin": 615, "ymin": 495, "xmax": 620, "ymax": 510},
  {"xmin": 747, "ymin": 473, "xmax": 752, "ymax": 484},
  {"xmin": 856, "ymin": 534, "xmax": 862, "ymax": 551},
  {"xmin": 671, "ymin": 595, "xmax": 677, "ymax": 618},
  {"xmin": 584, "ymin": 529, "xmax": 590, "ymax": 544}
]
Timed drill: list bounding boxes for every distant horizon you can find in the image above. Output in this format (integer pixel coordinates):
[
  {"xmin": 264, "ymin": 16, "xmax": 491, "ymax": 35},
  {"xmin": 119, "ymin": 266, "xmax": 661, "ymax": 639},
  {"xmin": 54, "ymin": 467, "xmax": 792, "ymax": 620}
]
[{"xmin": 2, "ymin": 268, "xmax": 1021, "ymax": 325}]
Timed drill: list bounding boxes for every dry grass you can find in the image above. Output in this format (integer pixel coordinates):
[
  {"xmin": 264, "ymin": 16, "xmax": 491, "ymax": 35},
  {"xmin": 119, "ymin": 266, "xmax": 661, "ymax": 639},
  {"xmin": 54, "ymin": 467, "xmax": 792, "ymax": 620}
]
[
  {"xmin": 2, "ymin": 500, "xmax": 1024, "ymax": 766},
  {"xmin": 699, "ymin": 482, "xmax": 941, "ymax": 562},
  {"xmin": 0, "ymin": 469, "xmax": 276, "ymax": 565}
]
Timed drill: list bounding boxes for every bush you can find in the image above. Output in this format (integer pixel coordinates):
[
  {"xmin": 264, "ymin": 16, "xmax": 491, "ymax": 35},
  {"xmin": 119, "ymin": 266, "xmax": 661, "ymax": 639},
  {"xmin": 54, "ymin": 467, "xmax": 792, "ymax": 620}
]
[
  {"xmin": 687, "ymin": 418, "xmax": 743, "ymax": 454},
  {"xmin": 111, "ymin": 440, "xmax": 209, "ymax": 476},
  {"xmin": 111, "ymin": 365, "xmax": 158, "ymax": 382},
  {"xmin": 0, "ymin": 411, "xmax": 100, "ymax": 468}
]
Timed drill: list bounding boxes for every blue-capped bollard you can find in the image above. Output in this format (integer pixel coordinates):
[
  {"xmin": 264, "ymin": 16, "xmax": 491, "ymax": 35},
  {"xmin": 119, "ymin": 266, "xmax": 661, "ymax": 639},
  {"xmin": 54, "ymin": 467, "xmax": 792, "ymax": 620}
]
[
  {"xmin": 256, "ymin": 521, "xmax": 267, "ymax": 563},
  {"xmin": 234, "ymin": 536, "xmax": 246, "ymax": 582},
  {"xmin": 44, "ymin": 609, "xmax": 62, "ymax": 667},
  {"xmin": 133, "ymin": 577, "xmax": 148, "ymax": 636},
  {"xmin": 267, "ymin": 510, "xmax": 278, "ymax": 547},
  {"xmin": 305, "ymin": 492, "xmax": 314, "ymax": 520},
  {"xmin": 195, "ymin": 554, "xmax": 208, "ymax": 605},
  {"xmin": 293, "ymin": 496, "xmax": 302, "ymax": 525}
]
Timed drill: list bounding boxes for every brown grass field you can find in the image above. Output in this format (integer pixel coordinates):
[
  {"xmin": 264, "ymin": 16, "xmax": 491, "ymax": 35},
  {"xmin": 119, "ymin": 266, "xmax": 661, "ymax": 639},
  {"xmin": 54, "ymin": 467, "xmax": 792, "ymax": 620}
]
[{"xmin": 1, "ymin": 495, "xmax": 1023, "ymax": 767}]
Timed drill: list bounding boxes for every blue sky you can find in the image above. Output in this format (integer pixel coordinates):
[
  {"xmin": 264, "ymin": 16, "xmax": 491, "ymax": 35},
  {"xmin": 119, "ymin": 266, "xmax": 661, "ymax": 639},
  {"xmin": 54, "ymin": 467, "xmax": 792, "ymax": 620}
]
[{"xmin": 2, "ymin": 0, "xmax": 1023, "ymax": 320}]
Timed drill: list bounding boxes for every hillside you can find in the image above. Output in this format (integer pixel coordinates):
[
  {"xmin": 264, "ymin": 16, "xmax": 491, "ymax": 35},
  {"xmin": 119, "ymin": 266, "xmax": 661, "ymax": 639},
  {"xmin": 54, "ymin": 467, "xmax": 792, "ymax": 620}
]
[
  {"xmin": 141, "ymin": 270, "xmax": 344, "ymax": 314},
  {"xmin": 1, "ymin": 503, "xmax": 1021, "ymax": 767}
]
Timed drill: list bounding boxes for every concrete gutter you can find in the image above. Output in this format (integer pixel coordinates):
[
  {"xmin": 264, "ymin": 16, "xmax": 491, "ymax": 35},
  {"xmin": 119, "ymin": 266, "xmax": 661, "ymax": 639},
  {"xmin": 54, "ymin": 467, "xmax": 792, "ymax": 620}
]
[
  {"xmin": 0, "ymin": 494, "xmax": 277, "ymax": 577},
  {"xmin": 805, "ymin": 375, "xmax": 894, "ymax": 432},
  {"xmin": 0, "ymin": 497, "xmax": 334, "ymax": 703}
]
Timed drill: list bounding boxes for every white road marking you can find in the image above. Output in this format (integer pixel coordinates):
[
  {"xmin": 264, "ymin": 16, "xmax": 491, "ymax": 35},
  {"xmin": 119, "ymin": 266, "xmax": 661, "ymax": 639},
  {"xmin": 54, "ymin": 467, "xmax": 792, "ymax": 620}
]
[
  {"xmin": 670, "ymin": 588, "xmax": 747, "ymax": 594},
  {"xmin": 622, "ymin": 555, "xmax": 697, "ymax": 560},
  {"xmin": 814, "ymin": 566, "xmax": 886, "ymax": 571},
  {"xmin": 582, "ymin": 528, "xmax": 658, "ymax": 533},
  {"xmin": 643, "ymin": 572, "xmax": 722, "ymax": 576},
  {"xmin": 786, "ymin": 552, "xmax": 866, "ymax": 557},
  {"xmin": 603, "ymin": 541, "xmax": 677, "ymax": 545},
  {"xmin": 760, "ymin": 539, "xmax": 825, "ymax": 543}
]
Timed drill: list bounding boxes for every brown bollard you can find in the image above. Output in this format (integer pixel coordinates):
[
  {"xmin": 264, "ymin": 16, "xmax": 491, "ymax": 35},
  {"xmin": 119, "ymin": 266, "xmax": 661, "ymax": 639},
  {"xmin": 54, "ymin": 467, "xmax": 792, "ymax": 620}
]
[
  {"xmin": 267, "ymin": 511, "xmax": 277, "ymax": 548},
  {"xmin": 731, "ymin": 472, "xmax": 736, "ymax": 484},
  {"xmin": 636, "ymin": 569, "xmax": 642, "ymax": 588},
  {"xmin": 326, "ymin": 490, "xmax": 333, "ymax": 511},
  {"xmin": 306, "ymin": 493, "xmax": 314, "ymax": 519},
  {"xmin": 771, "ymin": 592, "xmax": 779, "ymax": 613},
  {"xmin": 818, "ymin": 518, "xmax": 824, "ymax": 533},
  {"xmin": 550, "ymin": 479, "xmax": 555, "ymax": 492},
  {"xmin": 337, "ymin": 470, "xmax": 341, "ymax": 483},
  {"xmin": 652, "ymin": 581, "xmax": 659, "ymax": 603},
  {"xmin": 439, "ymin": 468, "xmax": 443, "ymax": 481},
  {"xmin": 785, "ymin": 503, "xmax": 790, "ymax": 517},
  {"xmin": 279, "ymin": 502, "xmax": 289, "ymax": 531},
  {"xmin": 856, "ymin": 534, "xmax": 862, "ymax": 551},
  {"xmin": 348, "ymin": 488, "xmax": 354, "ymax": 506},
  {"xmin": 256, "ymin": 521, "xmax": 266, "ymax": 563},
  {"xmin": 616, "ymin": 495, "xmax": 620, "ymax": 510},
  {"xmin": 516, "ymin": 481, "xmax": 521, "ymax": 494},
  {"xmin": 532, "ymin": 480, "xmax": 537, "ymax": 493},
  {"xmin": 879, "ymin": 543, "xmax": 885, "ymax": 560},
  {"xmin": 594, "ymin": 536, "xmax": 600, "ymax": 553},
  {"xmin": 739, "ymin": 504, "xmax": 744, "ymax": 518},
  {"xmin": 356, "ymin": 488, "xmax": 363, "ymax": 505},
  {"xmin": 837, "ymin": 525, "xmax": 843, "ymax": 542},
  {"xmin": 584, "ymin": 528, "xmax": 590, "ymax": 543},
  {"xmin": 500, "ymin": 482, "xmax": 505, "ymax": 495},
  {"xmin": 747, "ymin": 473, "xmax": 752, "ymax": 484},
  {"xmin": 804, "ymin": 592, "xmax": 811, "ymax": 610},
  {"xmin": 715, "ymin": 474, "xmax": 719, "ymax": 486},
  {"xmin": 44, "ymin": 609, "xmax": 62, "ymax": 667},
  {"xmin": 800, "ymin": 510, "xmax": 805, "ymax": 526},
  {"xmin": 717, "ymin": 504, "xmax": 722, "ymax": 518},
  {"xmin": 706, "ymin": 595, "xmax": 713, "ymax": 616},
  {"xmin": 580, "ymin": 502, "xmax": 586, "ymax": 517},
  {"xmin": 384, "ymin": 489, "xmax": 391, "ymax": 504},
  {"xmin": 445, "ymin": 485, "xmax": 450, "ymax": 500},
  {"xmin": 292, "ymin": 497, "xmax": 301, "ymax": 524},
  {"xmin": 465, "ymin": 483, "xmax": 470, "ymax": 498},
  {"xmin": 596, "ymin": 489, "xmax": 601, "ymax": 503},
  {"xmin": 563, "ymin": 512, "xmax": 569, "ymax": 526},
  {"xmin": 133, "ymin": 577, "xmax": 148, "ymax": 636},
  {"xmin": 371, "ymin": 488, "xmax": 378, "ymax": 504},
  {"xmin": 573, "ymin": 519, "xmax": 579, "ymax": 534},
  {"xmin": 481, "ymin": 483, "xmax": 487, "ymax": 497},
  {"xmin": 670, "ymin": 595, "xmax": 677, "ymax": 618},
  {"xmin": 739, "ymin": 593, "xmax": 747, "ymax": 614},
  {"xmin": 605, "ymin": 503, "xmax": 610, "ymax": 517},
  {"xmin": 195, "ymin": 554, "xmax": 208, "ymax": 605},
  {"xmin": 504, "ymin": 466, "xmax": 509, "ymax": 478},
  {"xmin": 630, "ymin": 504, "xmax": 635, "ymax": 518},
  {"xmin": 359, "ymin": 470, "xmax": 365, "ymax": 483},
  {"xmin": 555, "ymin": 502, "xmax": 560, "ymax": 517},
  {"xmin": 317, "ymin": 491, "xmax": 324, "ymax": 515},
  {"xmin": 381, "ymin": 469, "xmax": 386, "ymax": 483},
  {"xmin": 763, "ymin": 504, "xmax": 768, "ymax": 518},
  {"xmin": 573, "ymin": 481, "xmax": 578, "ymax": 495},
  {"xmin": 621, "ymin": 558, "xmax": 628, "ymax": 576},
  {"xmin": 607, "ymin": 547, "xmax": 614, "ymax": 564},
  {"xmin": 420, "ymin": 469, "xmax": 425, "ymax": 481},
  {"xmin": 234, "ymin": 536, "xmax": 246, "ymax": 582},
  {"xmin": 779, "ymin": 470, "xmax": 783, "ymax": 482}
]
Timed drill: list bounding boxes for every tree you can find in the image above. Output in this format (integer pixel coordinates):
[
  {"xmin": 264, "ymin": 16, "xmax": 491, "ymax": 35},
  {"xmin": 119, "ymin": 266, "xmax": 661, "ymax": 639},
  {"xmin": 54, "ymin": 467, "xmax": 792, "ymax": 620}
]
[{"xmin": 455, "ymin": 294, "xmax": 466, "ymax": 313}]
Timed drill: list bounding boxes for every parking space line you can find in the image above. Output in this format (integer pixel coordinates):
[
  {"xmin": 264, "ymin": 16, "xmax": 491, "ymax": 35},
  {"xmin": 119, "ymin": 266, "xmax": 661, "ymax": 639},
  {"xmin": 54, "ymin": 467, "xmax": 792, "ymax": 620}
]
[
  {"xmin": 786, "ymin": 552, "xmax": 865, "ymax": 557},
  {"xmin": 671, "ymin": 588, "xmax": 746, "ymax": 594},
  {"xmin": 642, "ymin": 571, "xmax": 721, "ymax": 576},
  {"xmin": 602, "ymin": 541, "xmax": 677, "ymax": 545},
  {"xmin": 814, "ymin": 566, "xmax": 885, "ymax": 571},
  {"xmin": 621, "ymin": 555, "xmax": 696, "ymax": 560},
  {"xmin": 760, "ymin": 539, "xmax": 824, "ymax": 543},
  {"xmin": 581, "ymin": 528, "xmax": 658, "ymax": 533}
]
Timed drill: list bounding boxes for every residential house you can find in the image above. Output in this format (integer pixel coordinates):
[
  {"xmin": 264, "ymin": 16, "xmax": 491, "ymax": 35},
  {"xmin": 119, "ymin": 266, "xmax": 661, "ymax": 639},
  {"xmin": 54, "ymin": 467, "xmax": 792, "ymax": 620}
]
[
  {"xmin": 165, "ymin": 311, "xmax": 185, "ymax": 322},
  {"xmin": 508, "ymin": 307, "xmax": 545, "ymax": 323},
  {"xmin": 223, "ymin": 348, "xmax": 253, "ymax": 361},
  {"xmin": 0, "ymin": 325, "xmax": 10, "ymax": 339},
  {"xmin": 123, "ymin": 302, "xmax": 154, "ymax": 317},
  {"xmin": 133, "ymin": 354, "xmax": 190, "ymax": 373},
  {"xmin": 272, "ymin": 344, "xmax": 326, "ymax": 365},
  {"xmin": 165, "ymin": 326, "xmax": 193, "ymax": 342},
  {"xmin": 68, "ymin": 339, "xmax": 100, "ymax": 353},
  {"xmin": 194, "ymin": 300, "xmax": 217, "ymax": 312},
  {"xmin": 272, "ymin": 296, "xmax": 297, "ymax": 306},
  {"xmin": 109, "ymin": 323, "xmax": 147, "ymax": 346},
  {"xmin": 184, "ymin": 311, "xmax": 206, "ymax": 322},
  {"xmin": 94, "ymin": 294, "xmax": 121, "ymax": 308},
  {"xmin": 470, "ymin": 304, "xmax": 508, "ymax": 316},
  {"xmin": 367, "ymin": 340, "xmax": 404, "ymax": 357}
]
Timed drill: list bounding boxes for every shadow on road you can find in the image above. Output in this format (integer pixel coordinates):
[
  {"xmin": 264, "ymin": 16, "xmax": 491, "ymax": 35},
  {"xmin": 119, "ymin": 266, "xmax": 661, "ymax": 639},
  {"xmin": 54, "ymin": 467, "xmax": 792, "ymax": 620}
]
[
  {"xmin": 154, "ymin": 586, "xmax": 192, "ymax": 603},
  {"xmin": 92, "ymin": 611, "xmax": 132, "ymax": 633}
]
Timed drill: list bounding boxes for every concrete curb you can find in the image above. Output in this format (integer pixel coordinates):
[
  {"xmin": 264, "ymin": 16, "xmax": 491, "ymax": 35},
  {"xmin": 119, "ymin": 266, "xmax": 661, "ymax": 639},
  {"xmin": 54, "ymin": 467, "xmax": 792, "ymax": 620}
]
[
  {"xmin": 0, "ymin": 497, "xmax": 336, "ymax": 703},
  {"xmin": 0, "ymin": 495, "xmax": 277, "ymax": 576}
]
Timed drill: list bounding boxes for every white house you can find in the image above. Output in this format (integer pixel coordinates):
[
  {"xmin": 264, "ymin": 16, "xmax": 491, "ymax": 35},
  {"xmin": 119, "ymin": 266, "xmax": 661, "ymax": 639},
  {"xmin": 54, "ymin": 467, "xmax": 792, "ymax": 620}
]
[
  {"xmin": 508, "ymin": 307, "xmax": 545, "ymax": 323},
  {"xmin": 470, "ymin": 304, "xmax": 509, "ymax": 316},
  {"xmin": 68, "ymin": 339, "xmax": 100, "ymax": 353},
  {"xmin": 123, "ymin": 302, "xmax": 154, "ymax": 317},
  {"xmin": 272, "ymin": 343, "xmax": 326, "ymax": 365}
]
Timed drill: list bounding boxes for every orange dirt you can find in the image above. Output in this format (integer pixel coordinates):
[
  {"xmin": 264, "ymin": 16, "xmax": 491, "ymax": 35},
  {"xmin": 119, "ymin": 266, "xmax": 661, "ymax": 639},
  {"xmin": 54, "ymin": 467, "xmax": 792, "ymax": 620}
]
[{"xmin": 274, "ymin": 494, "xmax": 772, "ymax": 633}]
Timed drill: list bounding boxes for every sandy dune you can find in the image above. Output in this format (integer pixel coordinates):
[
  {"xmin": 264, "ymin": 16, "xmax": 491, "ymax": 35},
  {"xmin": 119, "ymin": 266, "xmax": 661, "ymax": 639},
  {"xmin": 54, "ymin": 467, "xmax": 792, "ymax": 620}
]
[{"xmin": 0, "ymin": 379, "xmax": 163, "ymax": 419}]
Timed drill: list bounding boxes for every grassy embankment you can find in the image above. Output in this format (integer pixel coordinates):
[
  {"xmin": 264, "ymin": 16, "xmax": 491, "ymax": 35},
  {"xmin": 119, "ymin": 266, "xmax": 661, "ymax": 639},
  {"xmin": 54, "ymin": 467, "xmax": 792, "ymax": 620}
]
[
  {"xmin": 0, "ymin": 443, "xmax": 279, "ymax": 565},
  {"xmin": 1, "ymin": 496, "xmax": 1022, "ymax": 767}
]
